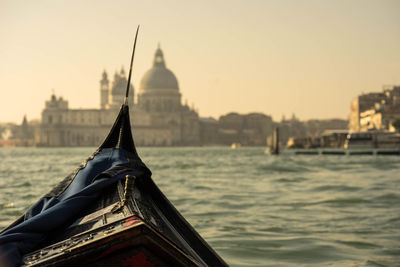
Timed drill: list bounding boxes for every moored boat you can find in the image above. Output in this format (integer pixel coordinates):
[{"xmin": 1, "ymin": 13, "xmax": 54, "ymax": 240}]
[
  {"xmin": 0, "ymin": 28, "xmax": 227, "ymax": 267},
  {"xmin": 285, "ymin": 130, "xmax": 400, "ymax": 155}
]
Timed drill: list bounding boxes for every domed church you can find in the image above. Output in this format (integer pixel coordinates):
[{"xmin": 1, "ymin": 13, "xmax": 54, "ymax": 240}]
[
  {"xmin": 138, "ymin": 46, "xmax": 181, "ymax": 113},
  {"xmin": 37, "ymin": 46, "xmax": 200, "ymax": 146},
  {"xmin": 134, "ymin": 45, "xmax": 200, "ymax": 145}
]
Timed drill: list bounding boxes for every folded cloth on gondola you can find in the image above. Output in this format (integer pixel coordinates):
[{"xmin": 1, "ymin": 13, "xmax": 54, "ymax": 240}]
[{"xmin": 0, "ymin": 148, "xmax": 149, "ymax": 267}]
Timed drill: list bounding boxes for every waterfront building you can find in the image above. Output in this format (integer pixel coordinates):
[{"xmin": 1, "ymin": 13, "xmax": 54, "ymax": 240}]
[
  {"xmin": 36, "ymin": 46, "xmax": 200, "ymax": 146},
  {"xmin": 349, "ymin": 92, "xmax": 386, "ymax": 132},
  {"xmin": 216, "ymin": 112, "xmax": 275, "ymax": 146},
  {"xmin": 350, "ymin": 86, "xmax": 400, "ymax": 132}
]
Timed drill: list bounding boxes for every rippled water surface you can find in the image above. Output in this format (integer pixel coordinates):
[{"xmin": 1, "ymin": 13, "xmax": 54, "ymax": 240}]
[{"xmin": 0, "ymin": 147, "xmax": 399, "ymax": 266}]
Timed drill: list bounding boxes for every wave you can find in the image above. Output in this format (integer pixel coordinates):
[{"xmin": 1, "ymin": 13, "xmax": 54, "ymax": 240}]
[{"xmin": 311, "ymin": 185, "xmax": 361, "ymax": 192}]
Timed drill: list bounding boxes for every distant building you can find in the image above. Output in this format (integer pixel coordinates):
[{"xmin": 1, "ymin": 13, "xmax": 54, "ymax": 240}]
[
  {"xmin": 279, "ymin": 116, "xmax": 348, "ymax": 147},
  {"xmin": 0, "ymin": 116, "xmax": 36, "ymax": 147},
  {"xmin": 216, "ymin": 112, "xmax": 274, "ymax": 146},
  {"xmin": 199, "ymin": 117, "xmax": 219, "ymax": 145},
  {"xmin": 349, "ymin": 92, "xmax": 386, "ymax": 131},
  {"xmin": 36, "ymin": 46, "xmax": 200, "ymax": 146},
  {"xmin": 33, "ymin": 45, "xmax": 353, "ymax": 147},
  {"xmin": 350, "ymin": 86, "xmax": 400, "ymax": 132}
]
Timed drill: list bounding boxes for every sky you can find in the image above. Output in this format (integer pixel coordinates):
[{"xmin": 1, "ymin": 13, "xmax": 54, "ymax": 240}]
[{"xmin": 0, "ymin": 0, "xmax": 399, "ymax": 123}]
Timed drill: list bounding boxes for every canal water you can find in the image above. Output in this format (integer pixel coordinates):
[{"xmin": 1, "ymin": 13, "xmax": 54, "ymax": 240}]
[{"xmin": 0, "ymin": 147, "xmax": 399, "ymax": 266}]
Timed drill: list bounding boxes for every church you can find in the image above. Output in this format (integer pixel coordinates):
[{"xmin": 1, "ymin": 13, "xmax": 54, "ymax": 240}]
[{"xmin": 36, "ymin": 46, "xmax": 201, "ymax": 146}]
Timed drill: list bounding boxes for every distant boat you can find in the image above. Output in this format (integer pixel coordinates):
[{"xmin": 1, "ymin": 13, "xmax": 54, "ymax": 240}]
[
  {"xmin": 265, "ymin": 127, "xmax": 280, "ymax": 155},
  {"xmin": 0, "ymin": 28, "xmax": 227, "ymax": 267},
  {"xmin": 286, "ymin": 130, "xmax": 400, "ymax": 155},
  {"xmin": 231, "ymin": 142, "xmax": 241, "ymax": 149}
]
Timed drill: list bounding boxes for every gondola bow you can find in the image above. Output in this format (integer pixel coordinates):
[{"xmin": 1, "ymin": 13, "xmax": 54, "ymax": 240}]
[{"xmin": 0, "ymin": 28, "xmax": 227, "ymax": 267}]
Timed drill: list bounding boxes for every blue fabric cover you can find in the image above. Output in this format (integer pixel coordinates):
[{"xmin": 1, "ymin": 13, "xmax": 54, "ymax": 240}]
[{"xmin": 0, "ymin": 148, "xmax": 144, "ymax": 267}]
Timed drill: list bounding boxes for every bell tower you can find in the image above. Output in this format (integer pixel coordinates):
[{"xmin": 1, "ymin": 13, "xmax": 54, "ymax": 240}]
[{"xmin": 100, "ymin": 70, "xmax": 109, "ymax": 109}]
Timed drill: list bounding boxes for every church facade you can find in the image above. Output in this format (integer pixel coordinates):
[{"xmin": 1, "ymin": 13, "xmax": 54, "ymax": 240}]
[{"xmin": 36, "ymin": 47, "xmax": 200, "ymax": 147}]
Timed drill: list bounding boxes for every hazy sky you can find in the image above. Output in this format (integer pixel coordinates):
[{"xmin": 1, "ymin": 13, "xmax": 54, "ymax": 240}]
[{"xmin": 1, "ymin": 0, "xmax": 399, "ymax": 123}]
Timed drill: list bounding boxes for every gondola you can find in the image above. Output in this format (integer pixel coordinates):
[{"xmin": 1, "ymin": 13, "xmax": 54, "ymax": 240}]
[{"xmin": 0, "ymin": 27, "xmax": 228, "ymax": 267}]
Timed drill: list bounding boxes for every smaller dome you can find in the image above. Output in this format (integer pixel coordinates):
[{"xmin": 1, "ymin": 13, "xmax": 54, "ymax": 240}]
[
  {"xmin": 111, "ymin": 70, "xmax": 133, "ymax": 96},
  {"xmin": 140, "ymin": 46, "xmax": 179, "ymax": 91}
]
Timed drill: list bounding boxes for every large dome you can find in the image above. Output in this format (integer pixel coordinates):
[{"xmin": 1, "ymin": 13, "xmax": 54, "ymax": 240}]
[{"xmin": 139, "ymin": 47, "xmax": 179, "ymax": 91}]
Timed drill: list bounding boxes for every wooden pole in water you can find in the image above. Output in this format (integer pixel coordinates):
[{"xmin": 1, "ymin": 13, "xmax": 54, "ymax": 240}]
[{"xmin": 272, "ymin": 127, "xmax": 280, "ymax": 155}]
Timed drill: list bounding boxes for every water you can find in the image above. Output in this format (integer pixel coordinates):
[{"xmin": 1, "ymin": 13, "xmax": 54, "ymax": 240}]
[{"xmin": 0, "ymin": 147, "xmax": 399, "ymax": 266}]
